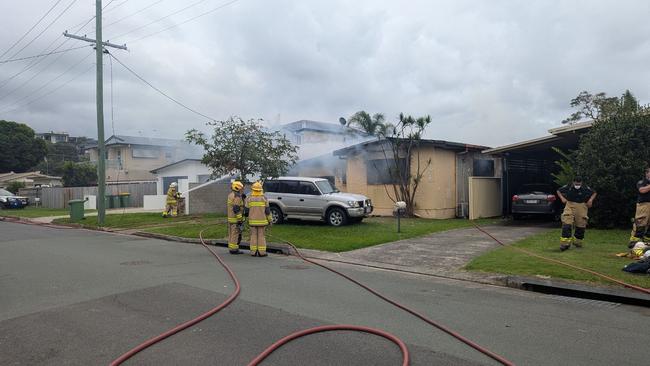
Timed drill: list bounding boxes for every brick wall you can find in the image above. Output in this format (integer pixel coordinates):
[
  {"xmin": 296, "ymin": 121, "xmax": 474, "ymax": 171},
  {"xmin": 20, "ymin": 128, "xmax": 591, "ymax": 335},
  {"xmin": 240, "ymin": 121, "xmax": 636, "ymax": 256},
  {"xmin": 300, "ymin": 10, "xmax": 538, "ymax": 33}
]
[{"xmin": 188, "ymin": 182, "xmax": 231, "ymax": 214}]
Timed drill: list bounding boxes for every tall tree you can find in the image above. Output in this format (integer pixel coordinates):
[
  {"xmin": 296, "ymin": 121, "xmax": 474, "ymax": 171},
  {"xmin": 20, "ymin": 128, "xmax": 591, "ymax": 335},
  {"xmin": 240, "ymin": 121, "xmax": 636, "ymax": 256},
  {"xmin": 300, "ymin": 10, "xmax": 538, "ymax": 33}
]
[
  {"xmin": 562, "ymin": 89, "xmax": 643, "ymax": 124},
  {"xmin": 374, "ymin": 113, "xmax": 432, "ymax": 216},
  {"xmin": 186, "ymin": 116, "xmax": 299, "ymax": 180},
  {"xmin": 0, "ymin": 120, "xmax": 47, "ymax": 173}
]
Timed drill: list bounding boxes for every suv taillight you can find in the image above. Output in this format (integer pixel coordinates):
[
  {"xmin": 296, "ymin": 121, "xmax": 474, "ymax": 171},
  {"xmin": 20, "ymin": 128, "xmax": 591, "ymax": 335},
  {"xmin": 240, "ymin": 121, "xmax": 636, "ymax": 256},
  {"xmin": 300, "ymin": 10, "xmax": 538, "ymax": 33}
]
[
  {"xmin": 512, "ymin": 195, "xmax": 519, "ymax": 202},
  {"xmin": 546, "ymin": 195, "xmax": 556, "ymax": 202}
]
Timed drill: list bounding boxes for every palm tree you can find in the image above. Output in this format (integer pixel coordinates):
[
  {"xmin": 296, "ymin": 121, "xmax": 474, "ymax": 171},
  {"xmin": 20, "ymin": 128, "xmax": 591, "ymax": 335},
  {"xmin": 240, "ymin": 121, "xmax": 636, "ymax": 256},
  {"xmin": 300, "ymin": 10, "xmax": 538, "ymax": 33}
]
[{"xmin": 347, "ymin": 111, "xmax": 388, "ymax": 136}]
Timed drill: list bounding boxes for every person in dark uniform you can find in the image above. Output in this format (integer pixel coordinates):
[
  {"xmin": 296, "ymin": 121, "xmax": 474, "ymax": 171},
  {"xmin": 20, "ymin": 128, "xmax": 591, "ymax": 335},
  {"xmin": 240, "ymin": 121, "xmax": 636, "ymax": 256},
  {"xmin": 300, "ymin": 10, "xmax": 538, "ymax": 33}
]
[
  {"xmin": 628, "ymin": 167, "xmax": 650, "ymax": 248},
  {"xmin": 556, "ymin": 177, "xmax": 597, "ymax": 251}
]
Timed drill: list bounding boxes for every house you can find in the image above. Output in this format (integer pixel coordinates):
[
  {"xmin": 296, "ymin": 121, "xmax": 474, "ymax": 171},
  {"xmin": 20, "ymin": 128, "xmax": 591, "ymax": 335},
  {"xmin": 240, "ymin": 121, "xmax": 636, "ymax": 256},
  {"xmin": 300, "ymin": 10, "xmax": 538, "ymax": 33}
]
[
  {"xmin": 333, "ymin": 139, "xmax": 501, "ymax": 219},
  {"xmin": 85, "ymin": 135, "xmax": 203, "ymax": 183},
  {"xmin": 0, "ymin": 171, "xmax": 62, "ymax": 189},
  {"xmin": 288, "ymin": 153, "xmax": 348, "ymax": 191},
  {"xmin": 483, "ymin": 120, "xmax": 593, "ymax": 215},
  {"xmin": 36, "ymin": 131, "xmax": 69, "ymax": 144},
  {"xmin": 150, "ymin": 159, "xmax": 212, "ymax": 195},
  {"xmin": 279, "ymin": 120, "xmax": 371, "ymax": 160}
]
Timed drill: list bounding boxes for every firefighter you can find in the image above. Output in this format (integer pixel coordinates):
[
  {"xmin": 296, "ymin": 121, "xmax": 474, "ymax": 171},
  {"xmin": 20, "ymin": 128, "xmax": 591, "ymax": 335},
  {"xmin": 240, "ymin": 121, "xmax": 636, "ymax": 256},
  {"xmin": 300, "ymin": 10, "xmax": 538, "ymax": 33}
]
[
  {"xmin": 557, "ymin": 177, "xmax": 597, "ymax": 251},
  {"xmin": 227, "ymin": 181, "xmax": 245, "ymax": 254},
  {"xmin": 628, "ymin": 167, "xmax": 650, "ymax": 248},
  {"xmin": 162, "ymin": 182, "xmax": 181, "ymax": 218},
  {"xmin": 244, "ymin": 181, "xmax": 272, "ymax": 257}
]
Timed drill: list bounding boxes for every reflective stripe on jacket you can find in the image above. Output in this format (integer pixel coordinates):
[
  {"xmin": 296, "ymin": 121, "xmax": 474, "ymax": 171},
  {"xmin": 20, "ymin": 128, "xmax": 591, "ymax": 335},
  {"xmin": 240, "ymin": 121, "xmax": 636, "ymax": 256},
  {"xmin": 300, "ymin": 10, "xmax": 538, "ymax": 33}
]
[
  {"xmin": 227, "ymin": 191, "xmax": 244, "ymax": 223},
  {"xmin": 245, "ymin": 195, "xmax": 271, "ymax": 226}
]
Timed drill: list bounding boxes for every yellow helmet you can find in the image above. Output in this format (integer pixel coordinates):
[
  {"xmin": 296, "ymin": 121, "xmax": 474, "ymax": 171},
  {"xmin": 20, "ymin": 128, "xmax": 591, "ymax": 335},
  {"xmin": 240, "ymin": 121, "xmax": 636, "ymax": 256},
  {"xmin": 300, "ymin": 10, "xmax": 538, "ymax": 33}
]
[
  {"xmin": 231, "ymin": 181, "xmax": 244, "ymax": 192},
  {"xmin": 632, "ymin": 248, "xmax": 645, "ymax": 257},
  {"xmin": 251, "ymin": 181, "xmax": 263, "ymax": 192}
]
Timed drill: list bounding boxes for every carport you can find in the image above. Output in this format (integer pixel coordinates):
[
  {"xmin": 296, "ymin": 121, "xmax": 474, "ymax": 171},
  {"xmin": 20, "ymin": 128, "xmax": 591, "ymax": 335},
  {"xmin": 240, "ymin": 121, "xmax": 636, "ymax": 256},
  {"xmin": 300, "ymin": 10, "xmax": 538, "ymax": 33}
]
[{"xmin": 482, "ymin": 121, "xmax": 593, "ymax": 215}]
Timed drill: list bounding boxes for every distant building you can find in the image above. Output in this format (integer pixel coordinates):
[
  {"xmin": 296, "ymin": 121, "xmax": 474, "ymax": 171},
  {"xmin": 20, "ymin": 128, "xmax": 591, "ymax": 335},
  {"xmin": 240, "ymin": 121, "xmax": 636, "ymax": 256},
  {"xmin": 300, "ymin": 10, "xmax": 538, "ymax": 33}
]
[
  {"xmin": 85, "ymin": 135, "xmax": 203, "ymax": 183},
  {"xmin": 279, "ymin": 120, "xmax": 371, "ymax": 160},
  {"xmin": 36, "ymin": 131, "xmax": 69, "ymax": 144},
  {"xmin": 0, "ymin": 171, "xmax": 62, "ymax": 189},
  {"xmin": 150, "ymin": 159, "xmax": 212, "ymax": 195}
]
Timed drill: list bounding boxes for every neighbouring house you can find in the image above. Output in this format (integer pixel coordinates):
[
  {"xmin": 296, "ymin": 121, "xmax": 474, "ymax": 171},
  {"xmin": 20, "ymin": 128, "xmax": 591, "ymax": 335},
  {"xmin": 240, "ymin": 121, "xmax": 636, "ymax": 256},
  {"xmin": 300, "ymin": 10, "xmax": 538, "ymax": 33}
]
[
  {"xmin": 483, "ymin": 120, "xmax": 593, "ymax": 215},
  {"xmin": 36, "ymin": 131, "xmax": 69, "ymax": 144},
  {"xmin": 150, "ymin": 158, "xmax": 212, "ymax": 195},
  {"xmin": 0, "ymin": 171, "xmax": 62, "ymax": 189},
  {"xmin": 333, "ymin": 139, "xmax": 502, "ymax": 219},
  {"xmin": 85, "ymin": 135, "xmax": 203, "ymax": 183},
  {"xmin": 288, "ymin": 153, "xmax": 348, "ymax": 192},
  {"xmin": 279, "ymin": 120, "xmax": 371, "ymax": 160}
]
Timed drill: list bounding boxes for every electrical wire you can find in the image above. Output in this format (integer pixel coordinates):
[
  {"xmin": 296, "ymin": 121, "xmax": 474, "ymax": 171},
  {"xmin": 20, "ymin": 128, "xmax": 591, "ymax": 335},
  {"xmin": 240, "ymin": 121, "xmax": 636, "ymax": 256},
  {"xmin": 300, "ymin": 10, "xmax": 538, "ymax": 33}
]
[
  {"xmin": 110, "ymin": 0, "xmax": 212, "ymax": 40},
  {"xmin": 6, "ymin": 0, "xmax": 79, "ymax": 61},
  {"xmin": 0, "ymin": 45, "xmax": 89, "ymax": 65},
  {"xmin": 108, "ymin": 52, "xmax": 216, "ymax": 122},
  {"xmin": 0, "ymin": 0, "xmax": 65, "ymax": 60},
  {"xmin": 103, "ymin": 0, "xmax": 165, "ymax": 29},
  {"xmin": 0, "ymin": 62, "xmax": 93, "ymax": 116},
  {"xmin": 126, "ymin": 0, "xmax": 240, "ymax": 44}
]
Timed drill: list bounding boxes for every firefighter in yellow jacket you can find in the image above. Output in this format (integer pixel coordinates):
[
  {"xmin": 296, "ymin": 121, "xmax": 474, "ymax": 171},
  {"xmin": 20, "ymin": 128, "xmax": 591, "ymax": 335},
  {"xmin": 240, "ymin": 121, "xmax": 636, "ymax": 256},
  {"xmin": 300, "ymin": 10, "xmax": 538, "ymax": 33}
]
[
  {"xmin": 244, "ymin": 181, "xmax": 272, "ymax": 257},
  {"xmin": 162, "ymin": 182, "xmax": 181, "ymax": 218},
  {"xmin": 227, "ymin": 181, "xmax": 245, "ymax": 254}
]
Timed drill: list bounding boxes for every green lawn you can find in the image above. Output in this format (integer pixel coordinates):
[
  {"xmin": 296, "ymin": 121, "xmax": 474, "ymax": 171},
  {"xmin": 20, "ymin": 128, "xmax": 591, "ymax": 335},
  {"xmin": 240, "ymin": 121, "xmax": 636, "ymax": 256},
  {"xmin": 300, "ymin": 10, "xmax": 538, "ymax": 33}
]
[
  {"xmin": 0, "ymin": 207, "xmax": 95, "ymax": 218},
  {"xmin": 466, "ymin": 229, "xmax": 650, "ymax": 288},
  {"xmin": 53, "ymin": 212, "xmax": 225, "ymax": 229},
  {"xmin": 144, "ymin": 217, "xmax": 500, "ymax": 252}
]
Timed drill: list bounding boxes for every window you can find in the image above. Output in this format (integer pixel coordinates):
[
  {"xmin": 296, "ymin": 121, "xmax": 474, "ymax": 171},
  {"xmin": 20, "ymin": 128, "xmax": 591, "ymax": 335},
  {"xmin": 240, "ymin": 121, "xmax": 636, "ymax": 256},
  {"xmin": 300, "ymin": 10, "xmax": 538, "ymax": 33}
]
[
  {"xmin": 315, "ymin": 180, "xmax": 335, "ymax": 194},
  {"xmin": 263, "ymin": 180, "xmax": 279, "ymax": 192},
  {"xmin": 299, "ymin": 182, "xmax": 320, "ymax": 195},
  {"xmin": 132, "ymin": 147, "xmax": 159, "ymax": 158},
  {"xmin": 278, "ymin": 180, "xmax": 299, "ymax": 194},
  {"xmin": 366, "ymin": 159, "xmax": 407, "ymax": 185},
  {"xmin": 473, "ymin": 159, "xmax": 495, "ymax": 177}
]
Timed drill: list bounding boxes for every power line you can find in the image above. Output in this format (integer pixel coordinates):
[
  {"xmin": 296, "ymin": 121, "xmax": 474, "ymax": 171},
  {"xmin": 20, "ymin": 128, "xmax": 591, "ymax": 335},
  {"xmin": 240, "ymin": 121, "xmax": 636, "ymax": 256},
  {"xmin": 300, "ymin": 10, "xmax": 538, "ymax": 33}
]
[
  {"xmin": 0, "ymin": 50, "xmax": 94, "ymax": 111},
  {"xmin": 127, "ymin": 0, "xmax": 240, "ymax": 44},
  {"xmin": 103, "ymin": 0, "xmax": 165, "ymax": 29},
  {"xmin": 108, "ymin": 52, "xmax": 216, "ymax": 122},
  {"xmin": 0, "ymin": 45, "xmax": 89, "ymax": 64},
  {"xmin": 0, "ymin": 0, "xmax": 64, "ymax": 60},
  {"xmin": 104, "ymin": 0, "xmax": 131, "ymax": 14},
  {"xmin": 111, "ymin": 0, "xmax": 211, "ymax": 40},
  {"xmin": 0, "ymin": 62, "xmax": 94, "ymax": 116},
  {"xmin": 6, "ymin": 0, "xmax": 79, "ymax": 61}
]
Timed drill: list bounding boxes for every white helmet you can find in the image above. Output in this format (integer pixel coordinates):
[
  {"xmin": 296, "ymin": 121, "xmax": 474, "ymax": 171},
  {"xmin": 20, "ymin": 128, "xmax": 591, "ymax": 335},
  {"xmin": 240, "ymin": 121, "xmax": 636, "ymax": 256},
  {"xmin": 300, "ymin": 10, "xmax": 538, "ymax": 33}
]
[{"xmin": 170, "ymin": 182, "xmax": 178, "ymax": 188}]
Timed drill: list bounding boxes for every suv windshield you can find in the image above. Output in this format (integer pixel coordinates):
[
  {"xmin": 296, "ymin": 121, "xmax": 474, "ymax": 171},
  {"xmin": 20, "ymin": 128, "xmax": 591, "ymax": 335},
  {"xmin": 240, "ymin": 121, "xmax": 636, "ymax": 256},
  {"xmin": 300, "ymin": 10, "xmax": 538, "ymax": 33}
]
[
  {"xmin": 0, "ymin": 189, "xmax": 14, "ymax": 196},
  {"xmin": 315, "ymin": 180, "xmax": 335, "ymax": 194}
]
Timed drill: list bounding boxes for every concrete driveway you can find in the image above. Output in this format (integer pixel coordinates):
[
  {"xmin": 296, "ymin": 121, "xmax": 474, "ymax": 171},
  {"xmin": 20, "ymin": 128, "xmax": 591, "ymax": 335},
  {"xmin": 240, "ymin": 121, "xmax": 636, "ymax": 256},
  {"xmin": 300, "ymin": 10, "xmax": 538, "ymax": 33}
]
[{"xmin": 302, "ymin": 223, "xmax": 551, "ymax": 282}]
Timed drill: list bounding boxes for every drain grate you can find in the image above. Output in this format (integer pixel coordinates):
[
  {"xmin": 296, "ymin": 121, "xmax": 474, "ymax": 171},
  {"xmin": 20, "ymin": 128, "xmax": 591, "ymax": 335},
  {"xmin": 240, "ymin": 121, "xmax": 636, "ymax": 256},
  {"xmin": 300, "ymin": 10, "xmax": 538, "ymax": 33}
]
[{"xmin": 546, "ymin": 294, "xmax": 621, "ymax": 309}]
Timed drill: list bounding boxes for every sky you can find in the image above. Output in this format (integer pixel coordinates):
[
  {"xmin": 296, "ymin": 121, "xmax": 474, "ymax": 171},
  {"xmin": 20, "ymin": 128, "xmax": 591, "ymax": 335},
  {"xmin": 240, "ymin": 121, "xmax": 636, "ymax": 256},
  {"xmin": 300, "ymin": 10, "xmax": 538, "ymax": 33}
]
[{"xmin": 1, "ymin": 0, "xmax": 649, "ymax": 148}]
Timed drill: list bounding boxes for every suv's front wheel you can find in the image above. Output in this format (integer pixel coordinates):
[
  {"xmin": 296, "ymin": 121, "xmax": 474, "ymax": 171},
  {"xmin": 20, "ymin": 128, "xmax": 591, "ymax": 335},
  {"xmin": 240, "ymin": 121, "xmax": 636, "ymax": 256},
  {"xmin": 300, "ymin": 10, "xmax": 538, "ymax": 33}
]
[
  {"xmin": 326, "ymin": 207, "xmax": 348, "ymax": 227},
  {"xmin": 269, "ymin": 205, "xmax": 284, "ymax": 224}
]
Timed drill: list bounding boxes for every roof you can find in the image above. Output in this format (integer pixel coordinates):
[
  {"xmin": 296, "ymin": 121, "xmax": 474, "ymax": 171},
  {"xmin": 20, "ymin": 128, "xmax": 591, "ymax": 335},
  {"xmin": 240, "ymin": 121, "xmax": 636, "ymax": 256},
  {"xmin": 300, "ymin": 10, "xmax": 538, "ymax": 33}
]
[
  {"xmin": 333, "ymin": 138, "xmax": 489, "ymax": 156},
  {"xmin": 281, "ymin": 120, "xmax": 368, "ymax": 136},
  {"xmin": 87, "ymin": 135, "xmax": 190, "ymax": 149},
  {"xmin": 150, "ymin": 159, "xmax": 202, "ymax": 174},
  {"xmin": 0, "ymin": 171, "xmax": 62, "ymax": 182},
  {"xmin": 483, "ymin": 120, "xmax": 594, "ymax": 154}
]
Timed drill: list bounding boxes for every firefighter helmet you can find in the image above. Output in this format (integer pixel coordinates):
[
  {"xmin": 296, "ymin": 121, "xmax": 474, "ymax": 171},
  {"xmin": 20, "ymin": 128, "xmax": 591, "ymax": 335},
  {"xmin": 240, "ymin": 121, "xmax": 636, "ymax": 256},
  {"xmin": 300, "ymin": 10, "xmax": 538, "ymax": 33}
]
[
  {"xmin": 231, "ymin": 181, "xmax": 244, "ymax": 192},
  {"xmin": 251, "ymin": 181, "xmax": 263, "ymax": 192},
  {"xmin": 170, "ymin": 182, "xmax": 177, "ymax": 188}
]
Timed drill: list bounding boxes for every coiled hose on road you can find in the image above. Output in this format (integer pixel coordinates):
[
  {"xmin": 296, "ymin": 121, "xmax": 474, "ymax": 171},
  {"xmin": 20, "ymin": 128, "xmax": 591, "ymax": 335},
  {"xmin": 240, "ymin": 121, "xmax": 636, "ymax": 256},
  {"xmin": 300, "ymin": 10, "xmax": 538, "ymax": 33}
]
[{"xmin": 110, "ymin": 229, "xmax": 514, "ymax": 366}]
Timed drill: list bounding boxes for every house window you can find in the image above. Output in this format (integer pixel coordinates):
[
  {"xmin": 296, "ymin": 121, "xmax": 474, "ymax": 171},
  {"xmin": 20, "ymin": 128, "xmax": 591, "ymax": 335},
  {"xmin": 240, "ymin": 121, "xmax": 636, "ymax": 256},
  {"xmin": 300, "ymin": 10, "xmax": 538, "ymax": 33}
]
[
  {"xmin": 366, "ymin": 158, "xmax": 408, "ymax": 185},
  {"xmin": 132, "ymin": 147, "xmax": 159, "ymax": 158},
  {"xmin": 473, "ymin": 159, "xmax": 495, "ymax": 177}
]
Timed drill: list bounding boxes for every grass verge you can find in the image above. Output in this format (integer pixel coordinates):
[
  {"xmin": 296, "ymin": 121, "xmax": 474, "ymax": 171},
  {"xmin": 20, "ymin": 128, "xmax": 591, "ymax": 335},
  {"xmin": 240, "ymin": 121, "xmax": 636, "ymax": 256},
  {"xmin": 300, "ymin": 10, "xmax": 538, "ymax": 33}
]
[
  {"xmin": 0, "ymin": 207, "xmax": 95, "ymax": 218},
  {"xmin": 53, "ymin": 212, "xmax": 224, "ymax": 229},
  {"xmin": 465, "ymin": 229, "xmax": 650, "ymax": 288},
  {"xmin": 143, "ymin": 217, "xmax": 500, "ymax": 252}
]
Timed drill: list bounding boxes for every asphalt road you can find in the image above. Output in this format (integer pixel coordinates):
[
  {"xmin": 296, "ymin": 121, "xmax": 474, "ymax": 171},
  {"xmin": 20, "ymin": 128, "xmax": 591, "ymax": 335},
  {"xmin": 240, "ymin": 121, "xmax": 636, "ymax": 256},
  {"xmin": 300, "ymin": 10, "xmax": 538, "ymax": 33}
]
[{"xmin": 1, "ymin": 220, "xmax": 648, "ymax": 366}]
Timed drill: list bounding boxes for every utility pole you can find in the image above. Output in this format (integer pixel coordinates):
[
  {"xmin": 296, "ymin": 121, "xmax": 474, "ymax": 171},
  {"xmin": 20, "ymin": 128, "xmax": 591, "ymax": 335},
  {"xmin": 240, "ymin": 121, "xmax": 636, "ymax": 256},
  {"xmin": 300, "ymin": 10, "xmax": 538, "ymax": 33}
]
[{"xmin": 64, "ymin": 0, "xmax": 127, "ymax": 225}]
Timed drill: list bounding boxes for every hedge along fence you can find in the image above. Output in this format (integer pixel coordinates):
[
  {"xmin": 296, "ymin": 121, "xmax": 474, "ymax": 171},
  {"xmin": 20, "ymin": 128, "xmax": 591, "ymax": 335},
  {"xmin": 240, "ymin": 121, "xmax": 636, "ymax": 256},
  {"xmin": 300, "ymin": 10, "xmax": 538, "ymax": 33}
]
[{"xmin": 19, "ymin": 182, "xmax": 156, "ymax": 209}]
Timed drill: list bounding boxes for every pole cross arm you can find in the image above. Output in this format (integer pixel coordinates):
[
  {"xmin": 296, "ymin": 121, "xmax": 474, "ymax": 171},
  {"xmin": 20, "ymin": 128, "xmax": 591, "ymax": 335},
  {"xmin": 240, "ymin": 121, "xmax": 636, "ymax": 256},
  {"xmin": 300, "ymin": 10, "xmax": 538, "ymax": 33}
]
[{"xmin": 63, "ymin": 31, "xmax": 127, "ymax": 50}]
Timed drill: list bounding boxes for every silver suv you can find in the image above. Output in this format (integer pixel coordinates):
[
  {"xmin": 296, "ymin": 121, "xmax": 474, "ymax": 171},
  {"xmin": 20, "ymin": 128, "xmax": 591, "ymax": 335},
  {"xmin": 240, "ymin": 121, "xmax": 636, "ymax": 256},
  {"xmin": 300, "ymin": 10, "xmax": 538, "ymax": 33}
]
[{"xmin": 263, "ymin": 177, "xmax": 373, "ymax": 226}]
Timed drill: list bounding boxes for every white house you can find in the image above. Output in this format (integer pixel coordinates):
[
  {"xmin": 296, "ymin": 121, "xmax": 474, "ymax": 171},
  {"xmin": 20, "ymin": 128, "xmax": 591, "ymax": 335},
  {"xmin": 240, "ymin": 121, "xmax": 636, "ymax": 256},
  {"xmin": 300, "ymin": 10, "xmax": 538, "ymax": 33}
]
[{"xmin": 150, "ymin": 159, "xmax": 212, "ymax": 195}]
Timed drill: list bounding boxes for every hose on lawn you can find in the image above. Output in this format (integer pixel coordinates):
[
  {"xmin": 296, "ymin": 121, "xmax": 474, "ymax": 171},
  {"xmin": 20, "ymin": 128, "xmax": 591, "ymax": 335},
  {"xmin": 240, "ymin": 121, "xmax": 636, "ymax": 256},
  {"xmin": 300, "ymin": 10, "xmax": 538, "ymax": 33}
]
[
  {"xmin": 472, "ymin": 223, "xmax": 650, "ymax": 295},
  {"xmin": 268, "ymin": 233, "xmax": 516, "ymax": 366}
]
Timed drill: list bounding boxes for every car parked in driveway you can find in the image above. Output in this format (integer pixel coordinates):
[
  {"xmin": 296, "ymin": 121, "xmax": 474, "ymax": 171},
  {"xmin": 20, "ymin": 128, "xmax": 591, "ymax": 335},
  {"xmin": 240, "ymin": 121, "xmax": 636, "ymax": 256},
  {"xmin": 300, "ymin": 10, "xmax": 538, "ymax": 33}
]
[
  {"xmin": 0, "ymin": 188, "xmax": 29, "ymax": 209},
  {"xmin": 511, "ymin": 183, "xmax": 560, "ymax": 220},
  {"xmin": 263, "ymin": 177, "xmax": 373, "ymax": 226}
]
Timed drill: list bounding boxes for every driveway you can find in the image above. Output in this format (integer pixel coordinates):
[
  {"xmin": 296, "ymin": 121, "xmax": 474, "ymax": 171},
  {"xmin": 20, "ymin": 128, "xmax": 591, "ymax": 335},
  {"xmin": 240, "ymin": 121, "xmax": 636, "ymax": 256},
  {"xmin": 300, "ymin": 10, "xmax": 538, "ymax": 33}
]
[{"xmin": 302, "ymin": 223, "xmax": 552, "ymax": 282}]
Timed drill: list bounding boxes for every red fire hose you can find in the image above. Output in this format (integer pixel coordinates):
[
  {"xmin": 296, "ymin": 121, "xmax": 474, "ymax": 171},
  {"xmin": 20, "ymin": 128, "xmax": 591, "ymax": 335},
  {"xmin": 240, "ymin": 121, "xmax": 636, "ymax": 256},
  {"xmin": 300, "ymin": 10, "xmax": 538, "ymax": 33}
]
[{"xmin": 472, "ymin": 224, "xmax": 650, "ymax": 295}]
